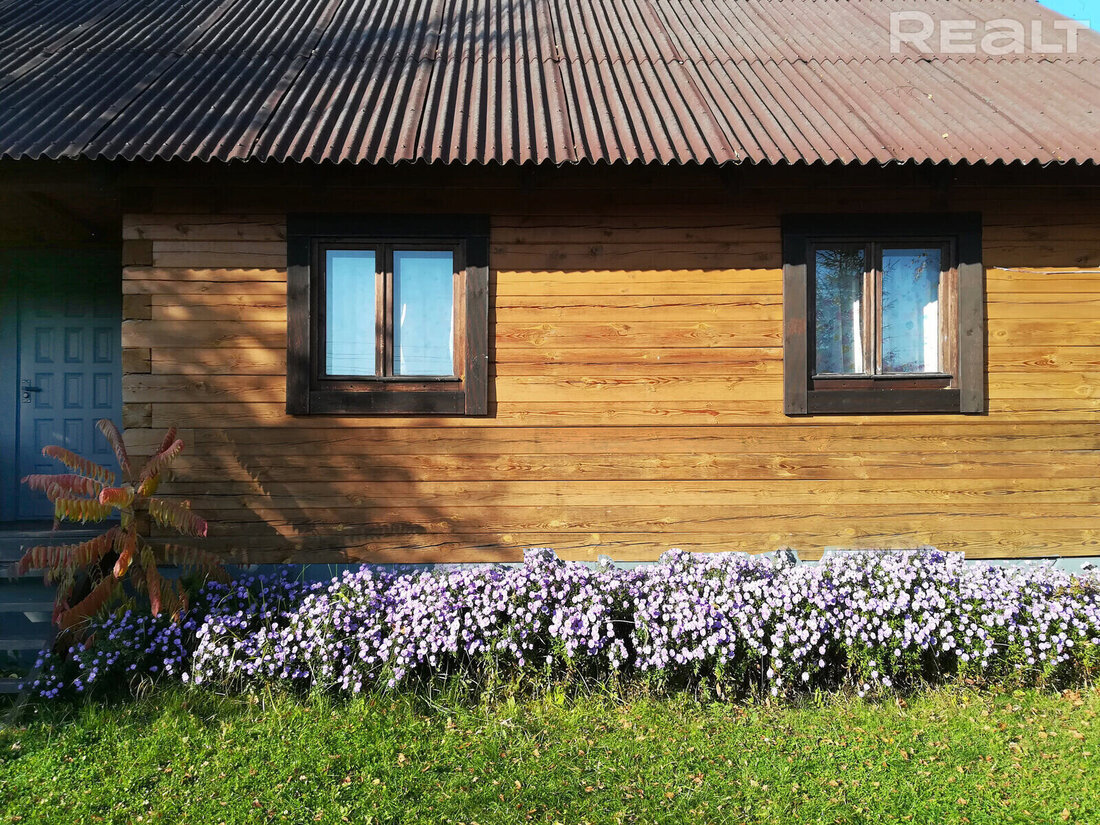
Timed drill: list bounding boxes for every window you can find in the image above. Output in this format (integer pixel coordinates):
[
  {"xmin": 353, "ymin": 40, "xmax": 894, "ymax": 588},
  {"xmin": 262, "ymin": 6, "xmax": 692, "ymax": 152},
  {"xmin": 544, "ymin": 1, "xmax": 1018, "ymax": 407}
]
[
  {"xmin": 286, "ymin": 215, "xmax": 489, "ymax": 415},
  {"xmin": 782, "ymin": 214, "xmax": 984, "ymax": 415}
]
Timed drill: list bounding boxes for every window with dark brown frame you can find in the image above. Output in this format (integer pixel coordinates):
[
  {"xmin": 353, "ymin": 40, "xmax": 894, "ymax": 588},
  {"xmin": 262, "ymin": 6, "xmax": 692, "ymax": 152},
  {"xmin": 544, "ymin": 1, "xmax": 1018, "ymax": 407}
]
[
  {"xmin": 286, "ymin": 215, "xmax": 489, "ymax": 415},
  {"xmin": 783, "ymin": 214, "xmax": 984, "ymax": 415}
]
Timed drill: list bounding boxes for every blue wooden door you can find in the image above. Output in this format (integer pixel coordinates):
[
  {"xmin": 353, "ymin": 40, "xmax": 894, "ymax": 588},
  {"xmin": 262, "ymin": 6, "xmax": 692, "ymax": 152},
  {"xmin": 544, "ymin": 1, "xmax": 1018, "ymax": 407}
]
[{"xmin": 2, "ymin": 252, "xmax": 122, "ymax": 521}]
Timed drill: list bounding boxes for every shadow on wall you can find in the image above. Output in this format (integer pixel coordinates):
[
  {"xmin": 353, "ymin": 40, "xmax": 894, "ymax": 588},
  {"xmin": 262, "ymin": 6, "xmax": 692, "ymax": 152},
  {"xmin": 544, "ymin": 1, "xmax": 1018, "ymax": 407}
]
[{"xmin": 127, "ymin": 162, "xmax": 1100, "ymax": 566}]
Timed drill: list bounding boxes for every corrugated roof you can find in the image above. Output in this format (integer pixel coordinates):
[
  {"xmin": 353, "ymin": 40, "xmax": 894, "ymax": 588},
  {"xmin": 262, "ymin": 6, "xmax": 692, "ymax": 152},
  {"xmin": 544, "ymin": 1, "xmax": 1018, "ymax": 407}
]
[{"xmin": 1, "ymin": 0, "xmax": 1098, "ymax": 165}]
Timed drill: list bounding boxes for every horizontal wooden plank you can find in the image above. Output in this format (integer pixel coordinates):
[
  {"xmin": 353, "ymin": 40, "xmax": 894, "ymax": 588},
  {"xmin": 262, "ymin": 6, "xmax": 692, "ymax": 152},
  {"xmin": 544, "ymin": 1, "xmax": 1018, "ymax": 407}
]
[
  {"xmin": 195, "ymin": 503, "xmax": 1100, "ymax": 533},
  {"xmin": 987, "ymin": 347, "xmax": 1100, "ymax": 372},
  {"xmin": 149, "ymin": 297, "xmax": 786, "ymax": 324},
  {"xmin": 123, "ymin": 279, "xmax": 286, "ymax": 296},
  {"xmin": 490, "ymin": 244, "xmax": 781, "ymax": 271},
  {"xmin": 986, "ymin": 303, "xmax": 1100, "ymax": 321},
  {"xmin": 491, "ymin": 226, "xmax": 781, "ymax": 245},
  {"xmin": 125, "ymin": 371, "xmax": 1099, "ymax": 406},
  {"xmin": 170, "ymin": 477, "xmax": 1100, "ymax": 506},
  {"xmin": 151, "ymin": 240, "xmax": 286, "ymax": 266},
  {"xmin": 128, "ymin": 320, "xmax": 789, "ymax": 349},
  {"xmin": 124, "ymin": 266, "xmax": 286, "ymax": 282},
  {"xmin": 151, "ymin": 401, "xmax": 1100, "ymax": 428},
  {"xmin": 174, "ymin": 449, "xmax": 1100, "ymax": 482},
  {"xmin": 491, "ymin": 359, "xmax": 785, "ymax": 377},
  {"xmin": 494, "ymin": 272, "xmax": 781, "ymax": 297},
  {"xmin": 124, "ymin": 215, "xmax": 285, "ymax": 241},
  {"xmin": 128, "ymin": 374, "xmax": 792, "ymax": 404},
  {"xmin": 151, "ymin": 348, "xmax": 287, "ymax": 375},
  {"xmin": 495, "ymin": 321, "xmax": 782, "ymax": 348},
  {"xmin": 492, "ymin": 215, "xmax": 784, "ymax": 230},
  {"xmin": 147, "ymin": 349, "xmax": 789, "ymax": 377},
  {"xmin": 123, "ymin": 320, "xmax": 285, "ymax": 348},
  {"xmin": 495, "ymin": 296, "xmax": 784, "ymax": 323},
  {"xmin": 985, "ymin": 292, "xmax": 1100, "ymax": 305},
  {"xmin": 988, "ymin": 319, "xmax": 1100, "ymax": 346},
  {"xmin": 151, "ymin": 302, "xmax": 287, "ymax": 322},
  {"xmin": 986, "ymin": 267, "xmax": 1100, "ymax": 278},
  {"xmin": 171, "ymin": 527, "xmax": 1100, "ymax": 564},
  {"xmin": 152, "ymin": 252, "xmax": 287, "ymax": 268},
  {"xmin": 983, "ymin": 246, "xmax": 1100, "ymax": 269},
  {"xmin": 173, "ymin": 422, "xmax": 1099, "ymax": 455},
  {"xmin": 494, "ymin": 346, "xmax": 783, "ymax": 366}
]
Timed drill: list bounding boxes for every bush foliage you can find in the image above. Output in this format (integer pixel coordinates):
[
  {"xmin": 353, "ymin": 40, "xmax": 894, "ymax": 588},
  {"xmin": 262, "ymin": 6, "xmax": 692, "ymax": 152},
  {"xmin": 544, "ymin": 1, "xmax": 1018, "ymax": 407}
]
[
  {"xmin": 23, "ymin": 548, "xmax": 1100, "ymax": 701},
  {"xmin": 17, "ymin": 421, "xmax": 225, "ymax": 635}
]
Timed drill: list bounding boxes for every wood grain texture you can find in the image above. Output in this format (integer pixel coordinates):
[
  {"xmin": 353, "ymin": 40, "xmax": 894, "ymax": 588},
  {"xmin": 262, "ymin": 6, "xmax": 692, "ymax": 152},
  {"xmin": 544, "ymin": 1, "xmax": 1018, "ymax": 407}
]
[{"xmin": 120, "ymin": 180, "xmax": 1100, "ymax": 563}]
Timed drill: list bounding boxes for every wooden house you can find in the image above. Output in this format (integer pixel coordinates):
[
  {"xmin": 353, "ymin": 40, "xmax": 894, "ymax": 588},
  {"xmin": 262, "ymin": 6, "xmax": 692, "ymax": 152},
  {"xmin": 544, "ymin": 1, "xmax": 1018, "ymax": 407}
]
[{"xmin": 1, "ymin": 0, "xmax": 1098, "ymax": 566}]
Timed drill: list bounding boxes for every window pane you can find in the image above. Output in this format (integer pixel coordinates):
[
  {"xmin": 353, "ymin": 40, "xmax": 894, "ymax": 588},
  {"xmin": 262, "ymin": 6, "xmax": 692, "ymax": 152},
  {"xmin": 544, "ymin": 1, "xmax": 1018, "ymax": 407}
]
[
  {"xmin": 393, "ymin": 250, "xmax": 455, "ymax": 376},
  {"xmin": 814, "ymin": 247, "xmax": 866, "ymax": 374},
  {"xmin": 882, "ymin": 247, "xmax": 942, "ymax": 373},
  {"xmin": 326, "ymin": 250, "xmax": 376, "ymax": 376}
]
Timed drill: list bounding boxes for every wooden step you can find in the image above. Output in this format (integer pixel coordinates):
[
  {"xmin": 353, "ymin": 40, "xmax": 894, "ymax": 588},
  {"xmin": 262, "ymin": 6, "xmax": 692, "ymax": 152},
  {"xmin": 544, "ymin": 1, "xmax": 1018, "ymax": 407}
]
[
  {"xmin": 0, "ymin": 677, "xmax": 25, "ymax": 694},
  {"xmin": 0, "ymin": 638, "xmax": 47, "ymax": 651},
  {"xmin": 0, "ymin": 599, "xmax": 54, "ymax": 614}
]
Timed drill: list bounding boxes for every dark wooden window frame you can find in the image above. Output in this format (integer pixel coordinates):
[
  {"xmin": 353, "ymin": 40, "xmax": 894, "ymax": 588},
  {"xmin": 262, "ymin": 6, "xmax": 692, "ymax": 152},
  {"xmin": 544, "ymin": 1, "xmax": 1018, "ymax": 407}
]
[
  {"xmin": 287, "ymin": 215, "xmax": 489, "ymax": 416},
  {"xmin": 783, "ymin": 213, "xmax": 984, "ymax": 416}
]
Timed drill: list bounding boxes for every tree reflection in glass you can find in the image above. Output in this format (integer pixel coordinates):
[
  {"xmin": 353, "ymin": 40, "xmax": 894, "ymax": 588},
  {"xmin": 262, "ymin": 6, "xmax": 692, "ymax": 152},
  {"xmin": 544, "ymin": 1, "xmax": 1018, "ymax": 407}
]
[
  {"xmin": 814, "ymin": 246, "xmax": 866, "ymax": 374},
  {"xmin": 882, "ymin": 247, "xmax": 941, "ymax": 373}
]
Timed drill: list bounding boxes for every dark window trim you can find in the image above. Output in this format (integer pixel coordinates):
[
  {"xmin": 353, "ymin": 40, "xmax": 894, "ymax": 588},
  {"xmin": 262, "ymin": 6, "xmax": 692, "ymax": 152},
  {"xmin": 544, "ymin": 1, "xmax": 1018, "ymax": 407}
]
[
  {"xmin": 783, "ymin": 213, "xmax": 984, "ymax": 416},
  {"xmin": 287, "ymin": 214, "xmax": 489, "ymax": 416}
]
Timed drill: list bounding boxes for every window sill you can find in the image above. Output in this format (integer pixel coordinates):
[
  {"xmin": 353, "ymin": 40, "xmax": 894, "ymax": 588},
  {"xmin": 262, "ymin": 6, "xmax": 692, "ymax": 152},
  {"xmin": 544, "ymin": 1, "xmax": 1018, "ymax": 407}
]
[
  {"xmin": 803, "ymin": 388, "xmax": 964, "ymax": 415},
  {"xmin": 300, "ymin": 387, "xmax": 472, "ymax": 415}
]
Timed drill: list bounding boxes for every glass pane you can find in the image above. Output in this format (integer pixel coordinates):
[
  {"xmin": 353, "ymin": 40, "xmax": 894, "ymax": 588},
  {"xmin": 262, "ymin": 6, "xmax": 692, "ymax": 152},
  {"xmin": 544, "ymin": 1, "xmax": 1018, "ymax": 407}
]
[
  {"xmin": 325, "ymin": 249, "xmax": 377, "ymax": 376},
  {"xmin": 393, "ymin": 250, "xmax": 455, "ymax": 376},
  {"xmin": 814, "ymin": 247, "xmax": 867, "ymax": 374},
  {"xmin": 882, "ymin": 247, "xmax": 942, "ymax": 373}
]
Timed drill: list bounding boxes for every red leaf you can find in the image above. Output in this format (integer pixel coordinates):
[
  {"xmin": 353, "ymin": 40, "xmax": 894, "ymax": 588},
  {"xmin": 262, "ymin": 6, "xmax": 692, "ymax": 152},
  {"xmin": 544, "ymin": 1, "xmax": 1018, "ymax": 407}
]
[
  {"xmin": 22, "ymin": 474, "xmax": 103, "ymax": 500},
  {"xmin": 113, "ymin": 530, "xmax": 137, "ymax": 578},
  {"xmin": 99, "ymin": 485, "xmax": 135, "ymax": 508},
  {"xmin": 139, "ymin": 439, "xmax": 184, "ymax": 484},
  {"xmin": 97, "ymin": 419, "xmax": 132, "ymax": 481},
  {"xmin": 146, "ymin": 564, "xmax": 163, "ymax": 616},
  {"xmin": 57, "ymin": 576, "xmax": 118, "ymax": 632},
  {"xmin": 41, "ymin": 445, "xmax": 114, "ymax": 484},
  {"xmin": 157, "ymin": 425, "xmax": 178, "ymax": 456}
]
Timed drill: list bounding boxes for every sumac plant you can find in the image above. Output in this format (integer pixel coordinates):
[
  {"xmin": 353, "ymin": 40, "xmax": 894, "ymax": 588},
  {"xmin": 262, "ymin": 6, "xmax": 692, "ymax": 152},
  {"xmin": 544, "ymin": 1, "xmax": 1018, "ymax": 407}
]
[{"xmin": 18, "ymin": 420, "xmax": 225, "ymax": 634}]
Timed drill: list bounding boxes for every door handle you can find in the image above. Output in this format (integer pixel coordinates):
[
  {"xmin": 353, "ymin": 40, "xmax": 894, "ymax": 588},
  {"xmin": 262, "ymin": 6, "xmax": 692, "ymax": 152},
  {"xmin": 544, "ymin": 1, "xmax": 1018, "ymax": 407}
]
[{"xmin": 21, "ymin": 379, "xmax": 42, "ymax": 402}]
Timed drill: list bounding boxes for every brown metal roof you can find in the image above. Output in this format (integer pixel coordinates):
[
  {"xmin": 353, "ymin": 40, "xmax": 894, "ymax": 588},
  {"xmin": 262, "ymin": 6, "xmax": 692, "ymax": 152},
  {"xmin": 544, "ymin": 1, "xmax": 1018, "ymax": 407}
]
[{"xmin": 1, "ymin": 0, "xmax": 1098, "ymax": 165}]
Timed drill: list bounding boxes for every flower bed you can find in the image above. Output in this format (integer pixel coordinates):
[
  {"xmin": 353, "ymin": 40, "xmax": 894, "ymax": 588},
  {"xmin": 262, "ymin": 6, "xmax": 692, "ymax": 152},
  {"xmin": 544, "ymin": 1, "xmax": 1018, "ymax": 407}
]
[{"xmin": 25, "ymin": 548, "xmax": 1100, "ymax": 701}]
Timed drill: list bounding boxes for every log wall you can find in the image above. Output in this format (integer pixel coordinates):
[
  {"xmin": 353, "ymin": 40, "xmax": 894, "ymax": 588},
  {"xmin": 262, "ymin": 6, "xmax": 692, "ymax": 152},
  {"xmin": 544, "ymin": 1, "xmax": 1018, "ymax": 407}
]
[{"xmin": 118, "ymin": 166, "xmax": 1100, "ymax": 562}]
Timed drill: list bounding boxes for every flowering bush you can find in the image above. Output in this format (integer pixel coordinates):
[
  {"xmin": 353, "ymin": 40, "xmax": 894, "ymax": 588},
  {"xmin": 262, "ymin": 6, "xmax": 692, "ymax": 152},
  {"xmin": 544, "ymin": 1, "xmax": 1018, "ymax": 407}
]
[{"xmin": 24, "ymin": 548, "xmax": 1100, "ymax": 701}]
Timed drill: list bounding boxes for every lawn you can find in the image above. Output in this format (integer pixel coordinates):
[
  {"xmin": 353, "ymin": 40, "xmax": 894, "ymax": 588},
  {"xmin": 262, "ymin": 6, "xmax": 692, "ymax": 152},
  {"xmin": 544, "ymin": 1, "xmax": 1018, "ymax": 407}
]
[{"xmin": 2, "ymin": 686, "xmax": 1097, "ymax": 824}]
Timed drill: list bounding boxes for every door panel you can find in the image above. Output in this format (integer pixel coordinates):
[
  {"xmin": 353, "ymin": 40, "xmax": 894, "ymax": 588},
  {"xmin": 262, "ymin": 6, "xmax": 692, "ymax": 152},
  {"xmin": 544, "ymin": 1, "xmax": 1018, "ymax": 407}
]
[{"xmin": 2, "ymin": 252, "xmax": 121, "ymax": 521}]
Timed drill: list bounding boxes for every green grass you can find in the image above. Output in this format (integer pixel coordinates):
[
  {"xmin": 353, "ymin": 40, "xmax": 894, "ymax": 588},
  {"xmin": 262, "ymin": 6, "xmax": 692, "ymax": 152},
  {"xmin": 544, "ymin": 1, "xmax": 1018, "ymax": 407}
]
[{"xmin": 2, "ymin": 686, "xmax": 1098, "ymax": 824}]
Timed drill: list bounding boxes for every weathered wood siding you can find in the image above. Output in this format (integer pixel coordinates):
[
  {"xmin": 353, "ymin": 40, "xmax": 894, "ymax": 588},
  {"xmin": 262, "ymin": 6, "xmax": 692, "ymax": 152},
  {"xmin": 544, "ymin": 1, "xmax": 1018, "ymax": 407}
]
[{"xmin": 119, "ymin": 168, "xmax": 1100, "ymax": 562}]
